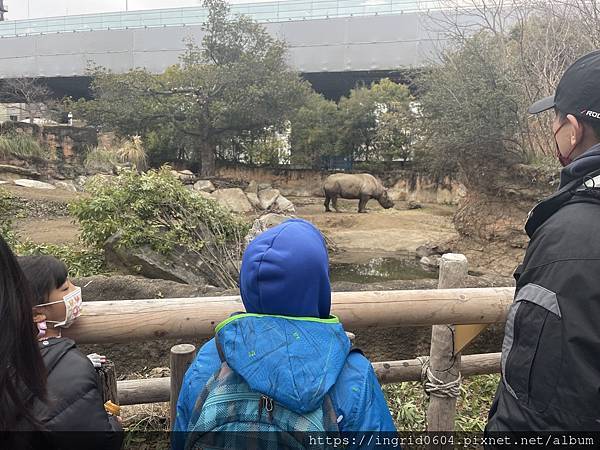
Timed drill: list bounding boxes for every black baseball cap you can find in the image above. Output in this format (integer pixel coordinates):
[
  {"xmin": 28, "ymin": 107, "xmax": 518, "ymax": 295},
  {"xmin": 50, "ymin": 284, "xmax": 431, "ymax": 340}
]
[{"xmin": 528, "ymin": 50, "xmax": 600, "ymax": 121}]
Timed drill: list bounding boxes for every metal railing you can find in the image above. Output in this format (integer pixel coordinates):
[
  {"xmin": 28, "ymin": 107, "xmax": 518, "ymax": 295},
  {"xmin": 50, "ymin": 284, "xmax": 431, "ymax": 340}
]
[{"xmin": 0, "ymin": 0, "xmax": 446, "ymax": 38}]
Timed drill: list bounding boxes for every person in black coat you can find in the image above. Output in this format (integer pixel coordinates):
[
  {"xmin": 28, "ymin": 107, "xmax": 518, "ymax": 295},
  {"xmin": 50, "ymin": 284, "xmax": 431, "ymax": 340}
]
[
  {"xmin": 487, "ymin": 51, "xmax": 600, "ymax": 434},
  {"xmin": 17, "ymin": 255, "xmax": 123, "ymax": 450}
]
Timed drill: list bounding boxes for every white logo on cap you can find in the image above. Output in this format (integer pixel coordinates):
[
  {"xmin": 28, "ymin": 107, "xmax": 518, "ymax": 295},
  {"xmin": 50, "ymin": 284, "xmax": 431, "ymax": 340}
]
[{"xmin": 585, "ymin": 110, "xmax": 600, "ymax": 119}]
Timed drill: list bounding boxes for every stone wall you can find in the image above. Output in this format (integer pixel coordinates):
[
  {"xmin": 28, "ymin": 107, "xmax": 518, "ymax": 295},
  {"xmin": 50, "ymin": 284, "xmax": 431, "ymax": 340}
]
[
  {"xmin": 44, "ymin": 125, "xmax": 97, "ymax": 160},
  {"xmin": 0, "ymin": 121, "xmax": 97, "ymax": 161},
  {"xmin": 215, "ymin": 163, "xmax": 466, "ymax": 205}
]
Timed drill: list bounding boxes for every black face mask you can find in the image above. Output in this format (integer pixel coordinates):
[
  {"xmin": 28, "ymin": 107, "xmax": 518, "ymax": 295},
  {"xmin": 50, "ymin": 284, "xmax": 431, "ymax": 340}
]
[{"xmin": 554, "ymin": 120, "xmax": 577, "ymax": 167}]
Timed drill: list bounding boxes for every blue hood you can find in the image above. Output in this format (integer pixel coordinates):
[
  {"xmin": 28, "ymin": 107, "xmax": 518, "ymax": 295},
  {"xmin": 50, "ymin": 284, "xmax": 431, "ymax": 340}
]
[
  {"xmin": 239, "ymin": 219, "xmax": 331, "ymax": 318},
  {"xmin": 216, "ymin": 314, "xmax": 351, "ymax": 413},
  {"xmin": 218, "ymin": 219, "xmax": 349, "ymax": 413}
]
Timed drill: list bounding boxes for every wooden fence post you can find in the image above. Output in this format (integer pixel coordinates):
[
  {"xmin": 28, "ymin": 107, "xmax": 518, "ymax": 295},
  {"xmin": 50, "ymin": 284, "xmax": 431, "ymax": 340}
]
[
  {"xmin": 426, "ymin": 253, "xmax": 468, "ymax": 436},
  {"xmin": 97, "ymin": 360, "xmax": 118, "ymax": 405},
  {"xmin": 170, "ymin": 343, "xmax": 196, "ymax": 429}
]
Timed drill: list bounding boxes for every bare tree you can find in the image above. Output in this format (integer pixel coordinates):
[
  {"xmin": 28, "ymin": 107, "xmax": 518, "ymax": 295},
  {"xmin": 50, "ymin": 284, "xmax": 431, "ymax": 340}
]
[
  {"xmin": 0, "ymin": 78, "xmax": 54, "ymax": 124},
  {"xmin": 424, "ymin": 0, "xmax": 596, "ymax": 158},
  {"xmin": 556, "ymin": 0, "xmax": 600, "ymax": 48}
]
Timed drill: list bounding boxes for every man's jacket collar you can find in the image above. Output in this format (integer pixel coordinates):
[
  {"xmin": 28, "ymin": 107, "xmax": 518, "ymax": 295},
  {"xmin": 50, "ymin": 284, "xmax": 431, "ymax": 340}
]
[{"xmin": 525, "ymin": 143, "xmax": 600, "ymax": 238}]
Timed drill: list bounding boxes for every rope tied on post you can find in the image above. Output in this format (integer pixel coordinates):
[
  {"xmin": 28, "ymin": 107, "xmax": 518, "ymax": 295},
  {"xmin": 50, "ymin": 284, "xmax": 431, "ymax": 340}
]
[{"xmin": 417, "ymin": 356, "xmax": 462, "ymax": 398}]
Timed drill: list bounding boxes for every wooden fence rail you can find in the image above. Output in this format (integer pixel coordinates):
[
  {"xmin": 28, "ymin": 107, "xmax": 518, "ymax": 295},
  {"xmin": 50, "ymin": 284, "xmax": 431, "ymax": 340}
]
[
  {"xmin": 64, "ymin": 287, "xmax": 514, "ymax": 344},
  {"xmin": 69, "ymin": 254, "xmax": 513, "ymax": 433},
  {"xmin": 116, "ymin": 352, "xmax": 502, "ymax": 406}
]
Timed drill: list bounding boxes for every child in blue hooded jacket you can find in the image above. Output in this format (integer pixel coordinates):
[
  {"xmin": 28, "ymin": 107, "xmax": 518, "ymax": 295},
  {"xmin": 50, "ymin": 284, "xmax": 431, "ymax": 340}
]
[{"xmin": 173, "ymin": 219, "xmax": 396, "ymax": 448}]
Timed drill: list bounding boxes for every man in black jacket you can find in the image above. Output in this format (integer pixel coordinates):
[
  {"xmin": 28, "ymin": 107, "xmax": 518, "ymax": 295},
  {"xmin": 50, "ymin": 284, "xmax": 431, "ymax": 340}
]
[{"xmin": 487, "ymin": 50, "xmax": 600, "ymax": 432}]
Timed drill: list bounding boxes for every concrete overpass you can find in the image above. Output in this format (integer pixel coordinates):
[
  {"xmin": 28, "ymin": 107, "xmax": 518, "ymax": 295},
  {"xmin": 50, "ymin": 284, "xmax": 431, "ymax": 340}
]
[{"xmin": 0, "ymin": 0, "xmax": 479, "ymax": 98}]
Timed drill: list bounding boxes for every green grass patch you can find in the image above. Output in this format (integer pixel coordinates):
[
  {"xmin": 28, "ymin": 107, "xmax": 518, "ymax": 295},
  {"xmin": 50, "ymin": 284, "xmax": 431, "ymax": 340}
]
[
  {"xmin": 384, "ymin": 374, "xmax": 500, "ymax": 431},
  {"xmin": 0, "ymin": 132, "xmax": 49, "ymax": 160}
]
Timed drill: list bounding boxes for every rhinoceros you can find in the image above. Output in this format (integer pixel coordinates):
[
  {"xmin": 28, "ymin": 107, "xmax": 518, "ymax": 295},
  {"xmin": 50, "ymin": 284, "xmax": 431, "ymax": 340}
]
[{"xmin": 323, "ymin": 173, "xmax": 394, "ymax": 213}]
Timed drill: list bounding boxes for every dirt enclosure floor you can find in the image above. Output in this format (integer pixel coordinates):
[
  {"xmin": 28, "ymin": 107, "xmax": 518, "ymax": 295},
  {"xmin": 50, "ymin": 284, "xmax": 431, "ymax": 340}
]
[
  {"xmin": 8, "ymin": 185, "xmax": 512, "ymax": 379},
  {"xmin": 12, "ymin": 186, "xmax": 459, "ymax": 255},
  {"xmin": 292, "ymin": 196, "xmax": 458, "ymax": 253}
]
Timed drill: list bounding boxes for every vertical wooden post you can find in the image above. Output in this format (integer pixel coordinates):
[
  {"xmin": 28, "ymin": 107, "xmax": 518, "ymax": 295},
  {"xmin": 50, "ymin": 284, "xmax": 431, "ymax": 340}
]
[
  {"xmin": 170, "ymin": 343, "xmax": 196, "ymax": 429},
  {"xmin": 426, "ymin": 253, "xmax": 468, "ymax": 436},
  {"xmin": 97, "ymin": 360, "xmax": 119, "ymax": 405}
]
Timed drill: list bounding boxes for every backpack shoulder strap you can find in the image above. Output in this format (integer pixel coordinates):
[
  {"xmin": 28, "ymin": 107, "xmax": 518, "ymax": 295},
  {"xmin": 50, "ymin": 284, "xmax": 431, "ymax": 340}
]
[{"xmin": 214, "ymin": 333, "xmax": 226, "ymax": 363}]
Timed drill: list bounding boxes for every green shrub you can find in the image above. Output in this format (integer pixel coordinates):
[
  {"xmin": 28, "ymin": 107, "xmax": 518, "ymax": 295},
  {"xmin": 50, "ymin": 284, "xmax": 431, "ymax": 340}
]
[
  {"xmin": 384, "ymin": 374, "xmax": 500, "ymax": 431},
  {"xmin": 70, "ymin": 166, "xmax": 250, "ymax": 287},
  {"xmin": 0, "ymin": 188, "xmax": 104, "ymax": 277},
  {"xmin": 83, "ymin": 145, "xmax": 119, "ymax": 172},
  {"xmin": 117, "ymin": 135, "xmax": 147, "ymax": 170},
  {"xmin": 13, "ymin": 240, "xmax": 106, "ymax": 278},
  {"xmin": 0, "ymin": 132, "xmax": 48, "ymax": 161}
]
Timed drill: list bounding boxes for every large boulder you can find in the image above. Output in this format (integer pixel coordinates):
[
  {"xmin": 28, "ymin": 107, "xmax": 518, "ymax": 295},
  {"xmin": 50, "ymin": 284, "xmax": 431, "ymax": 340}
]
[
  {"xmin": 272, "ymin": 195, "xmax": 295, "ymax": 213},
  {"xmin": 245, "ymin": 180, "xmax": 259, "ymax": 195},
  {"xmin": 104, "ymin": 233, "xmax": 209, "ymax": 286},
  {"xmin": 419, "ymin": 255, "xmax": 441, "ymax": 270},
  {"xmin": 244, "ymin": 213, "xmax": 338, "ymax": 254},
  {"xmin": 246, "ymin": 192, "xmax": 261, "ymax": 210},
  {"xmin": 257, "ymin": 182, "xmax": 272, "ymax": 191},
  {"xmin": 258, "ymin": 188, "xmax": 280, "ymax": 210},
  {"xmin": 193, "ymin": 180, "xmax": 215, "ymax": 193},
  {"xmin": 212, "ymin": 188, "xmax": 253, "ymax": 213},
  {"xmin": 415, "ymin": 243, "xmax": 453, "ymax": 259},
  {"xmin": 171, "ymin": 170, "xmax": 196, "ymax": 185},
  {"xmin": 193, "ymin": 190, "xmax": 214, "ymax": 201},
  {"xmin": 0, "ymin": 164, "xmax": 41, "ymax": 181},
  {"xmin": 245, "ymin": 213, "xmax": 292, "ymax": 246},
  {"xmin": 13, "ymin": 179, "xmax": 56, "ymax": 190},
  {"xmin": 53, "ymin": 180, "xmax": 79, "ymax": 192}
]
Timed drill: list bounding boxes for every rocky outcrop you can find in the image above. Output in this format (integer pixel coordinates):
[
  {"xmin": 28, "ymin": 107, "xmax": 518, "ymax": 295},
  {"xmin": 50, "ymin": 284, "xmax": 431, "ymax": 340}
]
[
  {"xmin": 245, "ymin": 180, "xmax": 258, "ymax": 194},
  {"xmin": 246, "ymin": 192, "xmax": 261, "ymax": 209},
  {"xmin": 53, "ymin": 180, "xmax": 78, "ymax": 192},
  {"xmin": 193, "ymin": 180, "xmax": 215, "ymax": 193},
  {"xmin": 258, "ymin": 188, "xmax": 280, "ymax": 210},
  {"xmin": 13, "ymin": 179, "xmax": 56, "ymax": 190},
  {"xmin": 273, "ymin": 194, "xmax": 295, "ymax": 213},
  {"xmin": 211, "ymin": 188, "xmax": 254, "ymax": 213},
  {"xmin": 419, "ymin": 255, "xmax": 441, "ymax": 269},
  {"xmin": 171, "ymin": 170, "xmax": 196, "ymax": 185},
  {"xmin": 245, "ymin": 213, "xmax": 292, "ymax": 246},
  {"xmin": 194, "ymin": 190, "xmax": 215, "ymax": 201},
  {"xmin": 244, "ymin": 213, "xmax": 336, "ymax": 254},
  {"xmin": 207, "ymin": 183, "xmax": 296, "ymax": 215},
  {"xmin": 0, "ymin": 164, "xmax": 41, "ymax": 181},
  {"xmin": 415, "ymin": 243, "xmax": 453, "ymax": 259},
  {"xmin": 104, "ymin": 233, "xmax": 209, "ymax": 286}
]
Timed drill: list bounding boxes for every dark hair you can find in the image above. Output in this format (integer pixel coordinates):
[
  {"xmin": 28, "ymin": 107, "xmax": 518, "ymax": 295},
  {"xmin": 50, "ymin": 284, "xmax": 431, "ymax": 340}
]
[
  {"xmin": 556, "ymin": 108, "xmax": 600, "ymax": 141},
  {"xmin": 18, "ymin": 256, "xmax": 68, "ymax": 305},
  {"xmin": 0, "ymin": 236, "xmax": 47, "ymax": 430}
]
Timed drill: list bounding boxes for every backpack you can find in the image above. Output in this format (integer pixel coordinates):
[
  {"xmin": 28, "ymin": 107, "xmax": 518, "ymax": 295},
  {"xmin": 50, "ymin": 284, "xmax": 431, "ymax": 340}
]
[{"xmin": 184, "ymin": 341, "xmax": 341, "ymax": 450}]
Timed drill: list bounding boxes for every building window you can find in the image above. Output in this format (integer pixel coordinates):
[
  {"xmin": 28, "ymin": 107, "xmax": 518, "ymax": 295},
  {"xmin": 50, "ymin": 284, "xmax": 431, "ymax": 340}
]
[{"xmin": 9, "ymin": 115, "xmax": 17, "ymax": 121}]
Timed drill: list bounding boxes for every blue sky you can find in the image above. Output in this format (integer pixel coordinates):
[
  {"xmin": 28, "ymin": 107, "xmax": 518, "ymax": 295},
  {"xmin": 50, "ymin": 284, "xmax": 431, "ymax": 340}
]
[{"xmin": 4, "ymin": 0, "xmax": 280, "ymax": 20}]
